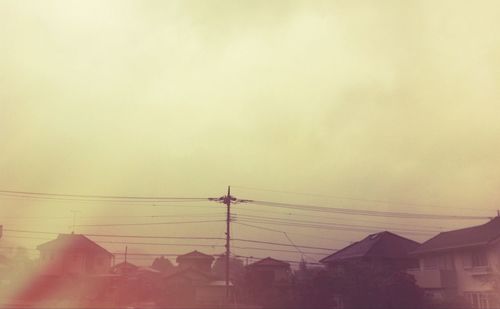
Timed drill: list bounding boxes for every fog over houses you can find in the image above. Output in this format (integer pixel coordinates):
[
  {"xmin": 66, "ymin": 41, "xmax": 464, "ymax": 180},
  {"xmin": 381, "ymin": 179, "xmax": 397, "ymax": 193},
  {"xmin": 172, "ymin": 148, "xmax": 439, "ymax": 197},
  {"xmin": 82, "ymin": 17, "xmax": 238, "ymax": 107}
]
[
  {"xmin": 1, "ymin": 0, "xmax": 500, "ymax": 308},
  {"xmin": 1, "ymin": 217, "xmax": 500, "ymax": 308}
]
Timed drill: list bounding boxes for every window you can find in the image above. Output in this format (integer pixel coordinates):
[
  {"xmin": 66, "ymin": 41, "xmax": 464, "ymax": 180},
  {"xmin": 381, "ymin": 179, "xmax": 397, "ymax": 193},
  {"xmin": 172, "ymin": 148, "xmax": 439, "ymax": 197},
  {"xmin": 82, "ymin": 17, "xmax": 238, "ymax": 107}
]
[{"xmin": 466, "ymin": 293, "xmax": 490, "ymax": 309}]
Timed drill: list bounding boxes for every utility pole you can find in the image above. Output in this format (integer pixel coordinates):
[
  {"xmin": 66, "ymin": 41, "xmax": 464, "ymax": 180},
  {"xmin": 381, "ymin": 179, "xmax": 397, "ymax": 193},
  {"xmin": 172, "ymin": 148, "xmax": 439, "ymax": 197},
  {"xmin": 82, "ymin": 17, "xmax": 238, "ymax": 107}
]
[
  {"xmin": 124, "ymin": 245, "xmax": 128, "ymax": 264},
  {"xmin": 209, "ymin": 186, "xmax": 252, "ymax": 302},
  {"xmin": 223, "ymin": 186, "xmax": 232, "ymax": 299},
  {"xmin": 70, "ymin": 210, "xmax": 80, "ymax": 234}
]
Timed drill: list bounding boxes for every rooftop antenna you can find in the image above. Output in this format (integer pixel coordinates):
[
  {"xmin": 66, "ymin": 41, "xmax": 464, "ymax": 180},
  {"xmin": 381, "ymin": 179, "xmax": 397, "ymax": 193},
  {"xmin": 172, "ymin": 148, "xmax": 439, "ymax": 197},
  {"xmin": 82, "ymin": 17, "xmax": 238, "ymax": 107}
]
[{"xmin": 70, "ymin": 210, "xmax": 80, "ymax": 234}]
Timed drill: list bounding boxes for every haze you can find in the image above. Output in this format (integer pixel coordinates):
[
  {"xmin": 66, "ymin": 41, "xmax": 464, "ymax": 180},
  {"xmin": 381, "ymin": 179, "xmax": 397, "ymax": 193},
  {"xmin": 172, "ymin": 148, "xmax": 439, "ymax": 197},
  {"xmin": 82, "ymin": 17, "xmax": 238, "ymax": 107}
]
[{"xmin": 1, "ymin": 0, "xmax": 499, "ymax": 264}]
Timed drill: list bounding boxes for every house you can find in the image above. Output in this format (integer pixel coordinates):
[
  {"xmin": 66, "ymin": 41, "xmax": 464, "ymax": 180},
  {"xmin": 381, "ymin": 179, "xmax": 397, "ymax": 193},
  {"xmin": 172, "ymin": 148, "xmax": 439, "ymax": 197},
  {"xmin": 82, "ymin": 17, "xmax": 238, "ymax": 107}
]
[
  {"xmin": 111, "ymin": 261, "xmax": 138, "ymax": 275},
  {"xmin": 176, "ymin": 250, "xmax": 214, "ymax": 273},
  {"xmin": 320, "ymin": 231, "xmax": 420, "ymax": 271},
  {"xmin": 37, "ymin": 234, "xmax": 113, "ymax": 276},
  {"xmin": 246, "ymin": 257, "xmax": 292, "ymax": 286},
  {"xmin": 10, "ymin": 234, "xmax": 113, "ymax": 305},
  {"xmin": 160, "ymin": 266, "xmax": 233, "ymax": 307},
  {"xmin": 245, "ymin": 257, "xmax": 292, "ymax": 307},
  {"xmin": 109, "ymin": 262, "xmax": 163, "ymax": 306},
  {"xmin": 409, "ymin": 217, "xmax": 500, "ymax": 309}
]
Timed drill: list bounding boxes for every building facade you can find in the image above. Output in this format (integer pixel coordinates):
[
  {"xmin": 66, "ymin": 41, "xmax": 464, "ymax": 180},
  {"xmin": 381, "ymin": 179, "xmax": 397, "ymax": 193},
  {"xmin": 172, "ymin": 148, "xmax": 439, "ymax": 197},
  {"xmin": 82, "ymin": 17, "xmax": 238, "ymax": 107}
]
[{"xmin": 409, "ymin": 217, "xmax": 500, "ymax": 309}]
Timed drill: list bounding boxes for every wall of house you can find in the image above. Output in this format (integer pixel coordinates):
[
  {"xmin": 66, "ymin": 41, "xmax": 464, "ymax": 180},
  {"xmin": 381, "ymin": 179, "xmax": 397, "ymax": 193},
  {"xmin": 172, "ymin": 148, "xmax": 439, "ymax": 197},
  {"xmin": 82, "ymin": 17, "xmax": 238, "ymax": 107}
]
[
  {"xmin": 39, "ymin": 250, "xmax": 111, "ymax": 276},
  {"xmin": 415, "ymin": 245, "xmax": 500, "ymax": 294},
  {"xmin": 178, "ymin": 259, "xmax": 212, "ymax": 273},
  {"xmin": 248, "ymin": 266, "xmax": 291, "ymax": 285},
  {"xmin": 273, "ymin": 267, "xmax": 291, "ymax": 283},
  {"xmin": 452, "ymin": 248, "xmax": 494, "ymax": 293}
]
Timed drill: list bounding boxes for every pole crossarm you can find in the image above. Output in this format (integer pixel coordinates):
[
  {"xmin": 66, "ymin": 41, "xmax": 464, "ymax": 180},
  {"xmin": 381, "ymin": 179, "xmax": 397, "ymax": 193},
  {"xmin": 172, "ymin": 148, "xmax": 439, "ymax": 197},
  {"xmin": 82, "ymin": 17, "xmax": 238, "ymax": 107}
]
[{"xmin": 208, "ymin": 197, "xmax": 252, "ymax": 204}]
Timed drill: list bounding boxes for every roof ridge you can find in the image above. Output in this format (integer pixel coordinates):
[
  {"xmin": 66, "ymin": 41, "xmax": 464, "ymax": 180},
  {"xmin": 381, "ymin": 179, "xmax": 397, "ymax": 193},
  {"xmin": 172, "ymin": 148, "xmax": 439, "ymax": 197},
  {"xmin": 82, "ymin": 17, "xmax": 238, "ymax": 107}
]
[
  {"xmin": 412, "ymin": 218, "xmax": 500, "ymax": 254},
  {"xmin": 363, "ymin": 232, "xmax": 387, "ymax": 257},
  {"xmin": 319, "ymin": 241, "xmax": 359, "ymax": 263}
]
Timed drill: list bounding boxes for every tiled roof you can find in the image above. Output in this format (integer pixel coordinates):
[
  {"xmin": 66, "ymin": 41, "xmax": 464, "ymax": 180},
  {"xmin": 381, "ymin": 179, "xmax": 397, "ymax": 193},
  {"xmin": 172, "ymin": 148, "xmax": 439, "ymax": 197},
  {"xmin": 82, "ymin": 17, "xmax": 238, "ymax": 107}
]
[
  {"xmin": 247, "ymin": 257, "xmax": 290, "ymax": 268},
  {"xmin": 176, "ymin": 250, "xmax": 214, "ymax": 263},
  {"xmin": 412, "ymin": 217, "xmax": 500, "ymax": 254},
  {"xmin": 320, "ymin": 231, "xmax": 420, "ymax": 264},
  {"xmin": 37, "ymin": 234, "xmax": 112, "ymax": 256}
]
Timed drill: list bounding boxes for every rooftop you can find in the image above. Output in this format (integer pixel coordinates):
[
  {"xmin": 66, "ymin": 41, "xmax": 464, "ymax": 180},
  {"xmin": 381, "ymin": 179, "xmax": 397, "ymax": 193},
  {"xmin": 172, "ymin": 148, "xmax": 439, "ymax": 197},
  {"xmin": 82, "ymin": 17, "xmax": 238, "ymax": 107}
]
[
  {"xmin": 247, "ymin": 257, "xmax": 290, "ymax": 268},
  {"xmin": 320, "ymin": 231, "xmax": 420, "ymax": 264},
  {"xmin": 412, "ymin": 217, "xmax": 500, "ymax": 254},
  {"xmin": 37, "ymin": 234, "xmax": 112, "ymax": 257},
  {"xmin": 176, "ymin": 250, "xmax": 214, "ymax": 263}
]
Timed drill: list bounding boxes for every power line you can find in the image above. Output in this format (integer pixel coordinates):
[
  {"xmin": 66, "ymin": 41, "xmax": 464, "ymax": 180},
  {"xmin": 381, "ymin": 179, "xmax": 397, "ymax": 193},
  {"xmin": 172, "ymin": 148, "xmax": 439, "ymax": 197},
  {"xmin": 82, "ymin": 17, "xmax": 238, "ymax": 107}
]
[
  {"xmin": 112, "ymin": 252, "xmax": 323, "ymax": 266},
  {"xmin": 232, "ymin": 185, "xmax": 493, "ymax": 212},
  {"xmin": 75, "ymin": 219, "xmax": 225, "ymax": 227},
  {"xmin": 234, "ymin": 222, "xmax": 326, "ymax": 262},
  {"xmin": 0, "ymin": 234, "xmax": 326, "ymax": 256},
  {"xmin": 232, "ymin": 238, "xmax": 332, "ymax": 251},
  {"xmin": 233, "ymin": 254, "xmax": 322, "ymax": 266},
  {"xmin": 4, "ymin": 228, "xmax": 333, "ymax": 251},
  {"xmin": 235, "ymin": 221, "xmax": 351, "ymax": 243},
  {"xmin": 237, "ymin": 217, "xmax": 434, "ymax": 236},
  {"xmin": 98, "ymin": 240, "xmax": 224, "ymax": 248},
  {"xmin": 0, "ymin": 189, "xmax": 208, "ymax": 201},
  {"xmin": 247, "ymin": 200, "xmax": 489, "ymax": 221},
  {"xmin": 0, "ymin": 193, "xmax": 213, "ymax": 207},
  {"xmin": 234, "ymin": 207, "xmax": 455, "ymax": 231},
  {"xmin": 235, "ymin": 213, "xmax": 442, "ymax": 234},
  {"xmin": 0, "ymin": 212, "xmax": 226, "ymax": 221},
  {"xmin": 3, "ymin": 229, "xmax": 224, "ymax": 240}
]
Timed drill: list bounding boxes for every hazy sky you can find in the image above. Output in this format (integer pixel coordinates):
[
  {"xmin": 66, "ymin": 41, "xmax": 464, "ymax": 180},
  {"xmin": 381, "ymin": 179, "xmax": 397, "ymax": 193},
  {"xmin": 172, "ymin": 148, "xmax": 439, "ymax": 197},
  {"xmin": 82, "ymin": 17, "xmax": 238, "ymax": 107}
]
[{"xmin": 1, "ymin": 0, "xmax": 499, "ymax": 264}]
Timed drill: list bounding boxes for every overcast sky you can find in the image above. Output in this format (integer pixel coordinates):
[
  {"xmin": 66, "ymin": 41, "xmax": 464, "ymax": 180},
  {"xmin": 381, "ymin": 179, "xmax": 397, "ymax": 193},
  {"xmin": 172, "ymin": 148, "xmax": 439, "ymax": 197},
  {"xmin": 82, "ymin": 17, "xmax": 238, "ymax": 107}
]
[{"xmin": 1, "ymin": 0, "xmax": 499, "ymax": 264}]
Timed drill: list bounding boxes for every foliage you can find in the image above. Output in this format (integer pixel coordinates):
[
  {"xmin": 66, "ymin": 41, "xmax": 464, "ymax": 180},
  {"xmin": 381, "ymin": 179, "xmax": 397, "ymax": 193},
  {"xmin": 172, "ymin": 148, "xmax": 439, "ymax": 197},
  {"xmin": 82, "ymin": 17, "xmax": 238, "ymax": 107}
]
[
  {"xmin": 151, "ymin": 256, "xmax": 173, "ymax": 273},
  {"xmin": 294, "ymin": 261, "xmax": 425, "ymax": 309},
  {"xmin": 212, "ymin": 254, "xmax": 245, "ymax": 282}
]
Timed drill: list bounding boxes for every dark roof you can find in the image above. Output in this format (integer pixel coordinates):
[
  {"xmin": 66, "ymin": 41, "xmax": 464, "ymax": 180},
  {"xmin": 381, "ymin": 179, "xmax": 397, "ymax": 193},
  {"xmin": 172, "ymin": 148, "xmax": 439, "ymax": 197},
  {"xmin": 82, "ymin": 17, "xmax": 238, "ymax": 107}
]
[
  {"xmin": 320, "ymin": 231, "xmax": 420, "ymax": 264},
  {"xmin": 176, "ymin": 250, "xmax": 214, "ymax": 263},
  {"xmin": 412, "ymin": 217, "xmax": 500, "ymax": 255},
  {"xmin": 37, "ymin": 234, "xmax": 112, "ymax": 256},
  {"xmin": 247, "ymin": 257, "xmax": 290, "ymax": 268}
]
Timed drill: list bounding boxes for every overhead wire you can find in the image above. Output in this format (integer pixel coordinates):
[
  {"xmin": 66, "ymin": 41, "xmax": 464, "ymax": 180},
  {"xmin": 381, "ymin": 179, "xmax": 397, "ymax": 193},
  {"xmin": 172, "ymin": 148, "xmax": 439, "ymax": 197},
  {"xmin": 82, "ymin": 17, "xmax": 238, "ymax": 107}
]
[
  {"xmin": 237, "ymin": 217, "xmax": 435, "ymax": 236},
  {"xmin": 0, "ymin": 189, "xmax": 208, "ymax": 201},
  {"xmin": 75, "ymin": 219, "xmax": 225, "ymax": 227},
  {"xmin": 234, "ymin": 213, "xmax": 442, "ymax": 234},
  {"xmin": 232, "ymin": 185, "xmax": 494, "ymax": 213},
  {"xmin": 2, "ymin": 228, "xmax": 333, "ymax": 251},
  {"xmin": 247, "ymin": 200, "xmax": 489, "ymax": 221}
]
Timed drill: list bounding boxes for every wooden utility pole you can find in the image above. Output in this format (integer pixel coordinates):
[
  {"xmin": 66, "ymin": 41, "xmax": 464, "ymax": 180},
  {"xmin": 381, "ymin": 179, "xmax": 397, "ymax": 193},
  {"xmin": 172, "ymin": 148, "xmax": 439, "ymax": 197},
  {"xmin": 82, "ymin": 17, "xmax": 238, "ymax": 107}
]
[
  {"xmin": 208, "ymin": 186, "xmax": 252, "ymax": 302},
  {"xmin": 223, "ymin": 186, "xmax": 232, "ymax": 299},
  {"xmin": 70, "ymin": 210, "xmax": 80, "ymax": 234}
]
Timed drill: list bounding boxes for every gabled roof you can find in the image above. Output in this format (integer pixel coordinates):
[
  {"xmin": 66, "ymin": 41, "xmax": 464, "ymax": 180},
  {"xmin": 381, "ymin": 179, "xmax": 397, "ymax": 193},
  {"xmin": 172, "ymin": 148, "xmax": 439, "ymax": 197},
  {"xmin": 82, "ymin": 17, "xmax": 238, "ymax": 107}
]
[
  {"xmin": 37, "ymin": 234, "xmax": 112, "ymax": 256},
  {"xmin": 320, "ymin": 231, "xmax": 420, "ymax": 264},
  {"xmin": 412, "ymin": 217, "xmax": 500, "ymax": 255},
  {"xmin": 176, "ymin": 250, "xmax": 214, "ymax": 263},
  {"xmin": 247, "ymin": 257, "xmax": 290, "ymax": 268}
]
